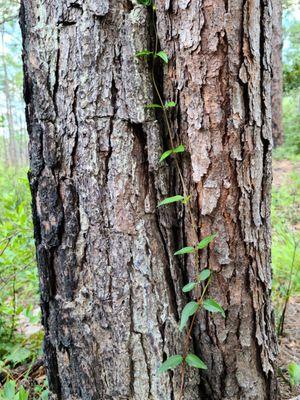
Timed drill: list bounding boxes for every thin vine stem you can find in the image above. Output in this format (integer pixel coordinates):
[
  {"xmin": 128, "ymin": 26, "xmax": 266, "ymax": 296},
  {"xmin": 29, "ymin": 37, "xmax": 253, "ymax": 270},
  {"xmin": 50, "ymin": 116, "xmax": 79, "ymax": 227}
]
[{"xmin": 150, "ymin": 5, "xmax": 210, "ymax": 399}]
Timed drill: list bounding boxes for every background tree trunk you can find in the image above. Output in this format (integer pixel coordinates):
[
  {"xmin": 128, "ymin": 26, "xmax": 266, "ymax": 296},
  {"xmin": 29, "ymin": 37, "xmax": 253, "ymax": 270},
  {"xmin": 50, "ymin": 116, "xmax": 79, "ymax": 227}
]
[
  {"xmin": 1, "ymin": 28, "xmax": 17, "ymax": 167},
  {"xmin": 20, "ymin": 1, "xmax": 277, "ymax": 399},
  {"xmin": 272, "ymin": 0, "xmax": 283, "ymax": 147}
]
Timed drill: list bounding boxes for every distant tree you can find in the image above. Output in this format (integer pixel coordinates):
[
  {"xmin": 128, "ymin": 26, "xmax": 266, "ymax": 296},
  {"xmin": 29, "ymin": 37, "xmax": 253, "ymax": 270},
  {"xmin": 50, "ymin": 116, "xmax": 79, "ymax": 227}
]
[
  {"xmin": 272, "ymin": 0, "xmax": 283, "ymax": 147},
  {"xmin": 283, "ymin": 17, "xmax": 300, "ymax": 92},
  {"xmin": 0, "ymin": 0, "xmax": 27, "ymax": 166}
]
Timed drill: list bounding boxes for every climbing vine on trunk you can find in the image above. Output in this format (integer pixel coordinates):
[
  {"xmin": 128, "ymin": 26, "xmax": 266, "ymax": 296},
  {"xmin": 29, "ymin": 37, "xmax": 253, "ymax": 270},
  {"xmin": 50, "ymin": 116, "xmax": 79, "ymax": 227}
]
[{"xmin": 136, "ymin": 1, "xmax": 225, "ymax": 397}]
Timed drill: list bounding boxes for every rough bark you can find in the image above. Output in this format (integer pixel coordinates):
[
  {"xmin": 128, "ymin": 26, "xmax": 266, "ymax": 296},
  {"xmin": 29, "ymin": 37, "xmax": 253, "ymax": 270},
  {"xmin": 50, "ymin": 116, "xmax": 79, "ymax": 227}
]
[
  {"xmin": 271, "ymin": 0, "xmax": 283, "ymax": 147},
  {"xmin": 20, "ymin": 1, "xmax": 277, "ymax": 400}
]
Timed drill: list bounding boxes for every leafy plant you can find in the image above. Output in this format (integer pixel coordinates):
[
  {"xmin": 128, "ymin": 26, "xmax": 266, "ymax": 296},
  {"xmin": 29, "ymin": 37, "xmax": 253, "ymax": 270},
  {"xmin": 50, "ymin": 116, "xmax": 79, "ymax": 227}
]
[
  {"xmin": 288, "ymin": 362, "xmax": 300, "ymax": 387},
  {"xmin": 0, "ymin": 380, "xmax": 29, "ymax": 400}
]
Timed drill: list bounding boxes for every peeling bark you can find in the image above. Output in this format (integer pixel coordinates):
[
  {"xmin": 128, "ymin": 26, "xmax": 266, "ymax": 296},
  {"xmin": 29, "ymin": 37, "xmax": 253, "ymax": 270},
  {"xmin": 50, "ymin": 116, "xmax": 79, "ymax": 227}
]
[{"xmin": 20, "ymin": 0, "xmax": 277, "ymax": 399}]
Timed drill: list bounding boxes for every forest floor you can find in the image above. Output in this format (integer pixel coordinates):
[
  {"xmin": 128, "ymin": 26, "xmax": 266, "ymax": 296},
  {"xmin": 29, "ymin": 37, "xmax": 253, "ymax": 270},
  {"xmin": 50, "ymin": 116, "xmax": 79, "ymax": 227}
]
[{"xmin": 278, "ymin": 296, "xmax": 300, "ymax": 399}]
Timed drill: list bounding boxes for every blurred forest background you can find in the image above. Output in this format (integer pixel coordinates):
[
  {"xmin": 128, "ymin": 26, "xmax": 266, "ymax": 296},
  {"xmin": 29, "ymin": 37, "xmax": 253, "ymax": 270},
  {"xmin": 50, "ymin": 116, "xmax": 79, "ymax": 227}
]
[{"xmin": 0, "ymin": 0, "xmax": 299, "ymax": 398}]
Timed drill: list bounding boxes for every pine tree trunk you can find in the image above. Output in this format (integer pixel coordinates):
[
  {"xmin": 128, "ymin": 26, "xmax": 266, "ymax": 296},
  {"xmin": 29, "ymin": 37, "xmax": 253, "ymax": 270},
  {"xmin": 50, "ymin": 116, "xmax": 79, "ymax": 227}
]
[
  {"xmin": 20, "ymin": 1, "xmax": 277, "ymax": 399},
  {"xmin": 272, "ymin": 0, "xmax": 283, "ymax": 147}
]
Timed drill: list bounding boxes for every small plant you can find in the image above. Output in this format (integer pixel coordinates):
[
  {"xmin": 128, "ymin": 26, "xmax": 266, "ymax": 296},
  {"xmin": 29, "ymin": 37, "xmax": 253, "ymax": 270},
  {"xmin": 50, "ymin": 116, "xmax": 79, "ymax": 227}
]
[
  {"xmin": 288, "ymin": 362, "xmax": 300, "ymax": 387},
  {"xmin": 0, "ymin": 380, "xmax": 28, "ymax": 400},
  {"xmin": 135, "ymin": 1, "xmax": 224, "ymax": 397}
]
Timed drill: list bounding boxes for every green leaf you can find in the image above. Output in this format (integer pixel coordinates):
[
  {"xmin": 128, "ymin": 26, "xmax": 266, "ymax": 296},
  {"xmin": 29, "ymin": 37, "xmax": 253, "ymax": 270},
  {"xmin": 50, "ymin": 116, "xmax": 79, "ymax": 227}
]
[
  {"xmin": 3, "ymin": 381, "xmax": 16, "ymax": 399},
  {"xmin": 174, "ymin": 246, "xmax": 195, "ymax": 256},
  {"xmin": 197, "ymin": 234, "xmax": 217, "ymax": 250},
  {"xmin": 40, "ymin": 390, "xmax": 49, "ymax": 400},
  {"xmin": 137, "ymin": 0, "xmax": 152, "ymax": 5},
  {"xmin": 135, "ymin": 50, "xmax": 153, "ymax": 58},
  {"xmin": 203, "ymin": 299, "xmax": 225, "ymax": 318},
  {"xmin": 17, "ymin": 386, "xmax": 29, "ymax": 400},
  {"xmin": 198, "ymin": 269, "xmax": 211, "ymax": 282},
  {"xmin": 159, "ymin": 149, "xmax": 173, "ymax": 162},
  {"xmin": 6, "ymin": 348, "xmax": 31, "ymax": 364},
  {"xmin": 182, "ymin": 195, "xmax": 191, "ymax": 205},
  {"xmin": 182, "ymin": 282, "xmax": 197, "ymax": 293},
  {"xmin": 173, "ymin": 144, "xmax": 185, "ymax": 153},
  {"xmin": 288, "ymin": 362, "xmax": 300, "ymax": 386},
  {"xmin": 179, "ymin": 301, "xmax": 199, "ymax": 331},
  {"xmin": 165, "ymin": 101, "xmax": 177, "ymax": 108},
  {"xmin": 156, "ymin": 50, "xmax": 169, "ymax": 64},
  {"xmin": 145, "ymin": 103, "xmax": 163, "ymax": 109},
  {"xmin": 158, "ymin": 195, "xmax": 184, "ymax": 207},
  {"xmin": 158, "ymin": 355, "xmax": 183, "ymax": 373},
  {"xmin": 159, "ymin": 144, "xmax": 185, "ymax": 162},
  {"xmin": 185, "ymin": 354, "xmax": 207, "ymax": 370}
]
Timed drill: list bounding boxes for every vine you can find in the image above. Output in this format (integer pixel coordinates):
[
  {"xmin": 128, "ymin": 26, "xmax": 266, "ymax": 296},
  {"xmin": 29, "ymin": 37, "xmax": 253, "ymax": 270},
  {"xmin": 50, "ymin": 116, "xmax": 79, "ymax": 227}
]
[{"xmin": 135, "ymin": 1, "xmax": 225, "ymax": 398}]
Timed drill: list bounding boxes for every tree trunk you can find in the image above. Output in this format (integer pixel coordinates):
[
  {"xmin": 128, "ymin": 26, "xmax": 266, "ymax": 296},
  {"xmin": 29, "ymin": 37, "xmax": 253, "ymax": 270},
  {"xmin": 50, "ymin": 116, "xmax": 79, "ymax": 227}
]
[
  {"xmin": 20, "ymin": 1, "xmax": 277, "ymax": 400},
  {"xmin": 272, "ymin": 0, "xmax": 283, "ymax": 147},
  {"xmin": 1, "ymin": 28, "xmax": 17, "ymax": 167}
]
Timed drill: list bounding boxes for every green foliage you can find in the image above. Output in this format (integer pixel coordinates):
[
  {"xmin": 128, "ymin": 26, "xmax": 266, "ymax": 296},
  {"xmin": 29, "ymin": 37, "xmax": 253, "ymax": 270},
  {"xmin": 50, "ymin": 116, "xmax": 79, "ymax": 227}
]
[
  {"xmin": 135, "ymin": 50, "xmax": 153, "ymax": 58},
  {"xmin": 0, "ymin": 164, "xmax": 44, "ymax": 397},
  {"xmin": 288, "ymin": 362, "xmax": 300, "ymax": 386},
  {"xmin": 272, "ymin": 169, "xmax": 300, "ymax": 335},
  {"xmin": 185, "ymin": 354, "xmax": 207, "ymax": 370},
  {"xmin": 5, "ymin": 348, "xmax": 31, "ymax": 366},
  {"xmin": 283, "ymin": 12, "xmax": 300, "ymax": 93},
  {"xmin": 179, "ymin": 301, "xmax": 199, "ymax": 332},
  {"xmin": 182, "ymin": 195, "xmax": 191, "ymax": 205},
  {"xmin": 133, "ymin": 3, "xmax": 221, "ymax": 389},
  {"xmin": 158, "ymin": 355, "xmax": 183, "ymax": 373},
  {"xmin": 158, "ymin": 195, "xmax": 185, "ymax": 206},
  {"xmin": 198, "ymin": 269, "xmax": 211, "ymax": 282},
  {"xmin": 182, "ymin": 282, "xmax": 196, "ymax": 293},
  {"xmin": 145, "ymin": 103, "xmax": 163, "ymax": 109},
  {"xmin": 272, "ymin": 171, "xmax": 300, "ymax": 297},
  {"xmin": 0, "ymin": 380, "xmax": 29, "ymax": 400},
  {"xmin": 165, "ymin": 101, "xmax": 176, "ymax": 108},
  {"xmin": 274, "ymin": 91, "xmax": 300, "ymax": 160},
  {"xmin": 159, "ymin": 144, "xmax": 185, "ymax": 162},
  {"xmin": 136, "ymin": 0, "xmax": 152, "ymax": 5},
  {"xmin": 156, "ymin": 51, "xmax": 168, "ymax": 64},
  {"xmin": 197, "ymin": 234, "xmax": 217, "ymax": 249},
  {"xmin": 283, "ymin": 63, "xmax": 300, "ymax": 93},
  {"xmin": 174, "ymin": 246, "xmax": 195, "ymax": 256},
  {"xmin": 203, "ymin": 299, "xmax": 225, "ymax": 318}
]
